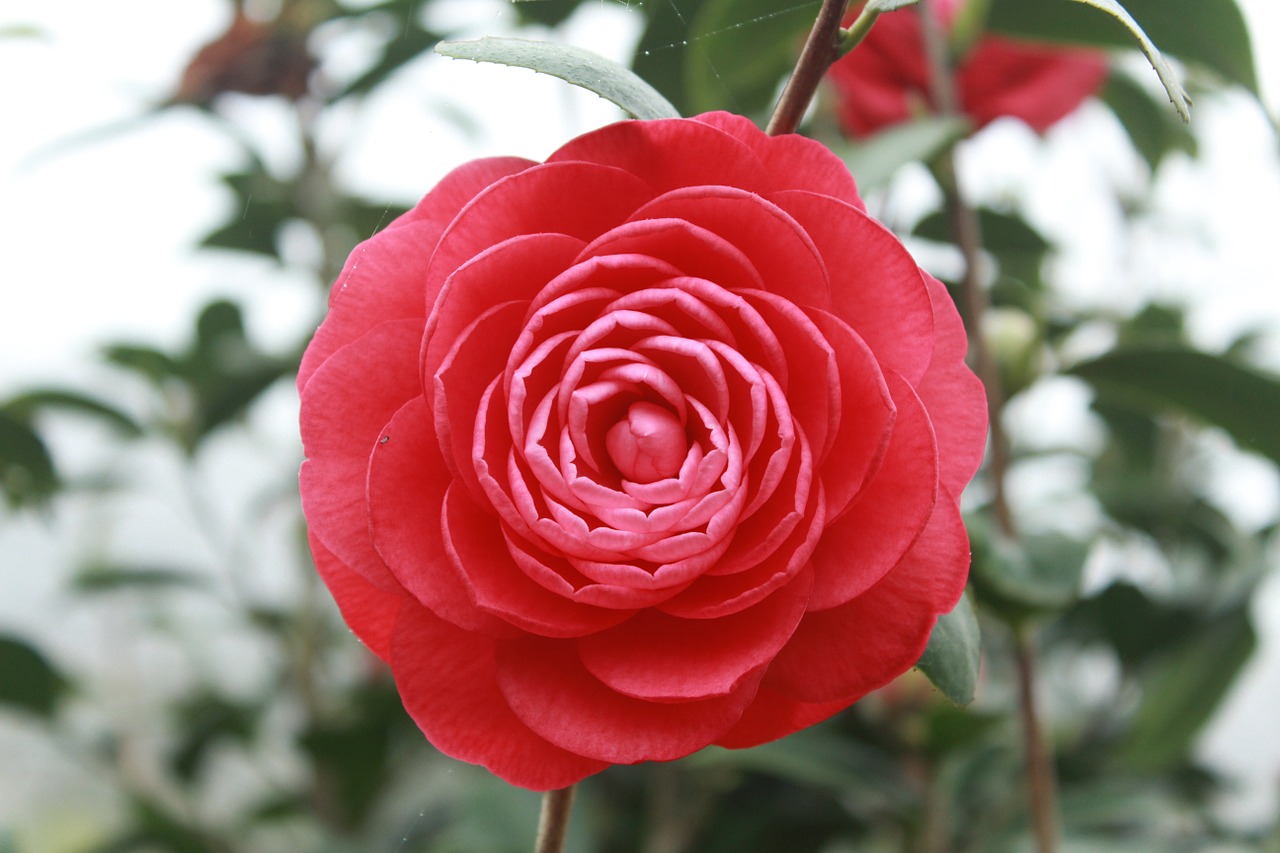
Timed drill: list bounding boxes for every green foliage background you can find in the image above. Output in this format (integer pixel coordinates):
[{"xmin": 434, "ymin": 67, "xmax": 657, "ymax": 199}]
[{"xmin": 1, "ymin": 1, "xmax": 1278, "ymax": 851}]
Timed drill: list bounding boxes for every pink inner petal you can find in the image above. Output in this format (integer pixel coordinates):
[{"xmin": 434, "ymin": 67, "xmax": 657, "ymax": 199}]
[{"xmin": 606, "ymin": 401, "xmax": 688, "ymax": 483}]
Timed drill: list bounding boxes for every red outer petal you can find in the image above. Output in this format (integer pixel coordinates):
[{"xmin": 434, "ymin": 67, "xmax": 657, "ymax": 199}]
[
  {"xmin": 309, "ymin": 532, "xmax": 404, "ymax": 662},
  {"xmin": 630, "ymin": 187, "xmax": 832, "ymax": 310},
  {"xmin": 391, "ymin": 601, "xmax": 608, "ymax": 791},
  {"xmin": 765, "ymin": 491, "xmax": 969, "ymax": 703},
  {"xmin": 393, "ymin": 156, "xmax": 535, "ymax": 229},
  {"xmin": 808, "ymin": 370, "xmax": 936, "ymax": 611},
  {"xmin": 958, "ymin": 37, "xmax": 1108, "ymax": 133},
  {"xmin": 826, "ymin": 7, "xmax": 931, "ymax": 136},
  {"xmin": 577, "ymin": 566, "xmax": 812, "ymax": 701},
  {"xmin": 422, "ymin": 232, "xmax": 584, "ymax": 394},
  {"xmin": 423, "ymin": 161, "xmax": 656, "ymax": 310},
  {"xmin": 298, "ymin": 223, "xmax": 436, "ymax": 393},
  {"xmin": 548, "ymin": 114, "xmax": 765, "ymax": 193},
  {"xmin": 806, "ymin": 308, "xmax": 895, "ymax": 520},
  {"xmin": 826, "ymin": 6, "xmax": 1105, "ymax": 136},
  {"xmin": 768, "ymin": 189, "xmax": 935, "ymax": 383},
  {"xmin": 300, "ymin": 319, "xmax": 424, "ymax": 591},
  {"xmin": 368, "ymin": 395, "xmax": 517, "ymax": 637},
  {"xmin": 693, "ymin": 111, "xmax": 865, "ymax": 211},
  {"xmin": 917, "ymin": 274, "xmax": 988, "ymax": 495},
  {"xmin": 579, "ymin": 217, "xmax": 765, "ymax": 293},
  {"xmin": 495, "ymin": 637, "xmax": 765, "ymax": 764},
  {"xmin": 714, "ymin": 685, "xmax": 850, "ymax": 750}
]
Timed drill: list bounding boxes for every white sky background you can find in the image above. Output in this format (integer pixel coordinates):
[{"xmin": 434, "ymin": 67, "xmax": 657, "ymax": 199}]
[{"xmin": 0, "ymin": 0, "xmax": 1279, "ymax": 835}]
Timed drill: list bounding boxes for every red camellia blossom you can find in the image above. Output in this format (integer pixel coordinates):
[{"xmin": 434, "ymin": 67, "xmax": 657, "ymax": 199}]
[
  {"xmin": 298, "ymin": 112, "xmax": 987, "ymax": 790},
  {"xmin": 828, "ymin": 0, "xmax": 1109, "ymax": 135}
]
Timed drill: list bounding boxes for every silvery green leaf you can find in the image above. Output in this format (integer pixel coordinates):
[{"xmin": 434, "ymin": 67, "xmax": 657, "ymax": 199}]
[
  {"xmin": 1068, "ymin": 0, "xmax": 1191, "ymax": 120},
  {"xmin": 436, "ymin": 37, "xmax": 681, "ymax": 121}
]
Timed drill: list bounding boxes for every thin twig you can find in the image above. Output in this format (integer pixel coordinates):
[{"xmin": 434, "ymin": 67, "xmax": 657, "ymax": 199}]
[
  {"xmin": 916, "ymin": 5, "xmax": 1057, "ymax": 851},
  {"xmin": 767, "ymin": 0, "xmax": 848, "ymax": 135},
  {"xmin": 535, "ymin": 785, "xmax": 578, "ymax": 853},
  {"xmin": 1015, "ymin": 628, "xmax": 1060, "ymax": 853}
]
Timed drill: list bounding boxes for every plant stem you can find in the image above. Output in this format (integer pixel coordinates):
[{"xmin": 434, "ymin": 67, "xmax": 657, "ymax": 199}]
[
  {"xmin": 1015, "ymin": 627, "xmax": 1059, "ymax": 853},
  {"xmin": 535, "ymin": 785, "xmax": 578, "ymax": 853},
  {"xmin": 767, "ymin": 0, "xmax": 848, "ymax": 135},
  {"xmin": 917, "ymin": 4, "xmax": 1057, "ymax": 851}
]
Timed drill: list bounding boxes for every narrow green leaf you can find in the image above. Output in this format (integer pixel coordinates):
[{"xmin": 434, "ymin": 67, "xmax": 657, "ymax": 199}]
[
  {"xmin": 0, "ymin": 635, "xmax": 69, "ymax": 718},
  {"xmin": 102, "ymin": 343, "xmax": 184, "ymax": 383},
  {"xmin": 73, "ymin": 564, "xmax": 209, "ymax": 594},
  {"xmin": 337, "ymin": 24, "xmax": 441, "ymax": 100},
  {"xmin": 840, "ymin": 116, "xmax": 970, "ymax": 190},
  {"xmin": 435, "ymin": 37, "xmax": 680, "ymax": 121},
  {"xmin": 4, "ymin": 389, "xmax": 143, "ymax": 438},
  {"xmin": 692, "ymin": 728, "xmax": 915, "ymax": 804},
  {"xmin": 915, "ymin": 207, "xmax": 1050, "ymax": 254},
  {"xmin": 988, "ymin": 0, "xmax": 1257, "ymax": 97},
  {"xmin": 0, "ymin": 411, "xmax": 57, "ymax": 508},
  {"xmin": 1069, "ymin": 346, "xmax": 1280, "ymax": 465},
  {"xmin": 916, "ymin": 591, "xmax": 980, "ymax": 705},
  {"xmin": 1121, "ymin": 609, "xmax": 1255, "ymax": 769},
  {"xmin": 1066, "ymin": 0, "xmax": 1189, "ymax": 120}
]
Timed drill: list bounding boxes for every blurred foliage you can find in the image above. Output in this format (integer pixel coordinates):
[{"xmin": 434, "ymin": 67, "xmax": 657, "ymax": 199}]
[{"xmin": 2, "ymin": 0, "xmax": 1278, "ymax": 851}]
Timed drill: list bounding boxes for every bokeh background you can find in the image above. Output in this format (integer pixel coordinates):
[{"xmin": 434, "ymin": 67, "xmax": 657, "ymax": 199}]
[{"xmin": 1, "ymin": 1, "xmax": 1278, "ymax": 851}]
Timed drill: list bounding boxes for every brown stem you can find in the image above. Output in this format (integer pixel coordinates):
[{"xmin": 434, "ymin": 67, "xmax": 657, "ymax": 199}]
[
  {"xmin": 534, "ymin": 786, "xmax": 578, "ymax": 853},
  {"xmin": 767, "ymin": 0, "xmax": 848, "ymax": 135},
  {"xmin": 917, "ymin": 5, "xmax": 1056, "ymax": 851},
  {"xmin": 1015, "ymin": 628, "xmax": 1059, "ymax": 853},
  {"xmin": 937, "ymin": 154, "xmax": 1015, "ymax": 534}
]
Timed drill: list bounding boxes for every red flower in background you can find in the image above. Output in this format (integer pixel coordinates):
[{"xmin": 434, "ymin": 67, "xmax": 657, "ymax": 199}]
[
  {"xmin": 298, "ymin": 113, "xmax": 987, "ymax": 790},
  {"xmin": 829, "ymin": 0, "xmax": 1108, "ymax": 135}
]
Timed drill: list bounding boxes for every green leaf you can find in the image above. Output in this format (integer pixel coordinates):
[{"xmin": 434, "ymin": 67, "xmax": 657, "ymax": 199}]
[
  {"xmin": 916, "ymin": 591, "xmax": 980, "ymax": 705},
  {"xmin": 72, "ymin": 564, "xmax": 209, "ymax": 595},
  {"xmin": 987, "ymin": 0, "xmax": 1256, "ymax": 97},
  {"xmin": 0, "ymin": 635, "xmax": 69, "ymax": 718},
  {"xmin": 509, "ymin": 0, "xmax": 595, "ymax": 27},
  {"xmin": 1068, "ymin": 0, "xmax": 1189, "ymax": 120},
  {"xmin": 298, "ymin": 682, "xmax": 413, "ymax": 831},
  {"xmin": 200, "ymin": 168, "xmax": 296, "ymax": 260},
  {"xmin": 1060, "ymin": 582, "xmax": 1200, "ymax": 670},
  {"xmin": 4, "ymin": 389, "xmax": 143, "ymax": 438},
  {"xmin": 170, "ymin": 691, "xmax": 259, "ymax": 781},
  {"xmin": 0, "ymin": 411, "xmax": 58, "ymax": 509},
  {"xmin": 631, "ymin": 0, "xmax": 710, "ymax": 117},
  {"xmin": 1121, "ymin": 608, "xmax": 1255, "ymax": 770},
  {"xmin": 914, "ymin": 206, "xmax": 1051, "ymax": 289},
  {"xmin": 840, "ymin": 116, "xmax": 970, "ymax": 190},
  {"xmin": 970, "ymin": 525, "xmax": 1088, "ymax": 624},
  {"xmin": 435, "ymin": 37, "xmax": 680, "ymax": 120},
  {"xmin": 685, "ymin": 0, "xmax": 815, "ymax": 117},
  {"xmin": 337, "ymin": 20, "xmax": 441, "ymax": 100},
  {"xmin": 101, "ymin": 344, "xmax": 183, "ymax": 384},
  {"xmin": 692, "ymin": 727, "xmax": 915, "ymax": 805},
  {"xmin": 1069, "ymin": 346, "xmax": 1280, "ymax": 465}
]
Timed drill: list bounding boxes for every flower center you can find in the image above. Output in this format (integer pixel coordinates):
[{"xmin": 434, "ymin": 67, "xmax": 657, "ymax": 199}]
[{"xmin": 605, "ymin": 401, "xmax": 686, "ymax": 483}]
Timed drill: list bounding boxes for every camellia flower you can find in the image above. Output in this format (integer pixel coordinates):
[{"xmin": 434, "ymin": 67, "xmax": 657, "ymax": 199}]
[
  {"xmin": 828, "ymin": 0, "xmax": 1109, "ymax": 135},
  {"xmin": 298, "ymin": 112, "xmax": 987, "ymax": 791}
]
